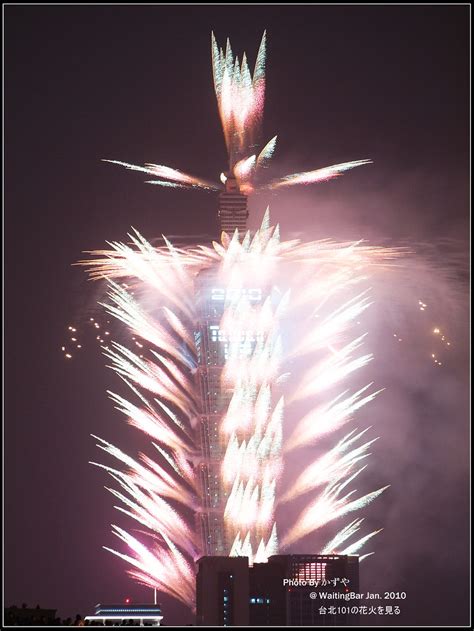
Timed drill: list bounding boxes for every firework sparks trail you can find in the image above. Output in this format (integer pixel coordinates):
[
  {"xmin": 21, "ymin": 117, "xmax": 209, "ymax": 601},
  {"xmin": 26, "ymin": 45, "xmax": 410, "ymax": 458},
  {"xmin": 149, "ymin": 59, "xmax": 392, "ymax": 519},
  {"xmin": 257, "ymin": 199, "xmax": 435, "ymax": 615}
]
[
  {"xmin": 101, "ymin": 33, "xmax": 371, "ymax": 193},
  {"xmin": 80, "ymin": 214, "xmax": 400, "ymax": 606}
]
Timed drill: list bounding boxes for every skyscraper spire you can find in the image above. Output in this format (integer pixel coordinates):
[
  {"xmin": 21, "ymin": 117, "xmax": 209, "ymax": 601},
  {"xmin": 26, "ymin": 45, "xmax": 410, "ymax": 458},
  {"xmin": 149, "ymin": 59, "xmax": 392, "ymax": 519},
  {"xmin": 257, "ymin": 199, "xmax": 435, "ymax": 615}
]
[{"xmin": 217, "ymin": 172, "xmax": 249, "ymax": 236}]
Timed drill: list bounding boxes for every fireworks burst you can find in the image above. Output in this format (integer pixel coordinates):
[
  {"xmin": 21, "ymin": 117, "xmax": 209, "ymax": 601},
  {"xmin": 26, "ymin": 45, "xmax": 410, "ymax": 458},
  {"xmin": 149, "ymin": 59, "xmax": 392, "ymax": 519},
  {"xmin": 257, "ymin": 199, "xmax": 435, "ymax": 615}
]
[
  {"xmin": 80, "ymin": 216, "xmax": 401, "ymax": 606},
  {"xmin": 103, "ymin": 32, "xmax": 371, "ymax": 195},
  {"xmin": 80, "ymin": 32, "xmax": 401, "ymax": 609}
]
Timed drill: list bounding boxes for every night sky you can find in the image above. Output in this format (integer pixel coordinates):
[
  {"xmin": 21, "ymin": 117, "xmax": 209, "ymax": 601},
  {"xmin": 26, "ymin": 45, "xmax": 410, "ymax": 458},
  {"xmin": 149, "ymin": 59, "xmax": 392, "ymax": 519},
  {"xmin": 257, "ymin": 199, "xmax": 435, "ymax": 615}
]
[{"xmin": 5, "ymin": 5, "xmax": 469, "ymax": 627}]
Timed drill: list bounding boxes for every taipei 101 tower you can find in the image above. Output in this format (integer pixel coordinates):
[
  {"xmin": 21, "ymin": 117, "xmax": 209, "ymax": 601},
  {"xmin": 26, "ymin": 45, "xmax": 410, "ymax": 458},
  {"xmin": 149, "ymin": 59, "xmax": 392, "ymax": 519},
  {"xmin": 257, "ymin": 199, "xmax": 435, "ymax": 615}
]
[
  {"xmin": 97, "ymin": 30, "xmax": 376, "ymax": 585},
  {"xmin": 194, "ymin": 173, "xmax": 254, "ymax": 557}
]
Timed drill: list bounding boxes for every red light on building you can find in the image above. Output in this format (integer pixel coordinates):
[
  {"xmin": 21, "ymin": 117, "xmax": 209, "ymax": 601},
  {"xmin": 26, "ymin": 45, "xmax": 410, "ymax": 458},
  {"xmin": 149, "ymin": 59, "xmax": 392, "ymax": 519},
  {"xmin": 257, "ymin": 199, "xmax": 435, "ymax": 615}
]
[{"xmin": 124, "ymin": 598, "xmax": 131, "ymax": 604}]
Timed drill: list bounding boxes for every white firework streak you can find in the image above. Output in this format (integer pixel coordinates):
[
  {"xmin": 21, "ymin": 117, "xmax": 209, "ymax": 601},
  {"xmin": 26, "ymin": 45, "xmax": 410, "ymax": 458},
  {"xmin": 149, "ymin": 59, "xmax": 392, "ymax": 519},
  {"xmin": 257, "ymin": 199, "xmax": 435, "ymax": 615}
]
[
  {"xmin": 267, "ymin": 159, "xmax": 373, "ymax": 189},
  {"xmin": 281, "ymin": 481, "xmax": 390, "ymax": 549},
  {"xmin": 102, "ymin": 160, "xmax": 219, "ymax": 190},
  {"xmin": 105, "ymin": 525, "xmax": 195, "ymax": 606},
  {"xmin": 256, "ymin": 135, "xmax": 278, "ymax": 167},
  {"xmin": 280, "ymin": 427, "xmax": 376, "ymax": 502},
  {"xmin": 81, "ymin": 213, "xmax": 400, "ymax": 606}
]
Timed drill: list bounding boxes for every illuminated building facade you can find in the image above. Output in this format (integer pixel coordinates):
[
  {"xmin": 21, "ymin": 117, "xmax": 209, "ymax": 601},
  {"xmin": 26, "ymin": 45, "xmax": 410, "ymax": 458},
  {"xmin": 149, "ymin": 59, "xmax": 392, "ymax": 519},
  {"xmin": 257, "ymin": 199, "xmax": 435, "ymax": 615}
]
[
  {"xmin": 84, "ymin": 603, "xmax": 163, "ymax": 626},
  {"xmin": 261, "ymin": 554, "xmax": 360, "ymax": 626},
  {"xmin": 196, "ymin": 554, "xmax": 359, "ymax": 626}
]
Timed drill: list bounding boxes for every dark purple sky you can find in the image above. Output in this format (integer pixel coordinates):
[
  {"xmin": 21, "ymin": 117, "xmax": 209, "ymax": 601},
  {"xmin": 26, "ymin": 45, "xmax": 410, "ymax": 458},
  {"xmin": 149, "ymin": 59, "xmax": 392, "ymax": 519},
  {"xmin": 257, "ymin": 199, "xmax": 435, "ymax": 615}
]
[{"xmin": 5, "ymin": 5, "xmax": 469, "ymax": 626}]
